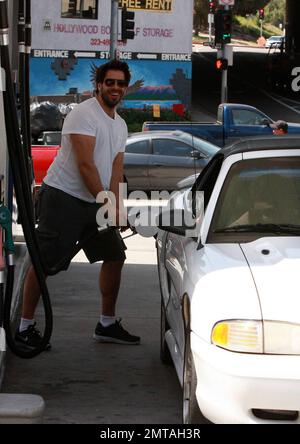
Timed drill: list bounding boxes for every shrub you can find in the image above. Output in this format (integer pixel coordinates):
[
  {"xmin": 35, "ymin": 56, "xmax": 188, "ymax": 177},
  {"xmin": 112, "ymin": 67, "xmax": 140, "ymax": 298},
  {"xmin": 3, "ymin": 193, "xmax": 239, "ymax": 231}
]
[{"xmin": 118, "ymin": 107, "xmax": 190, "ymax": 133}]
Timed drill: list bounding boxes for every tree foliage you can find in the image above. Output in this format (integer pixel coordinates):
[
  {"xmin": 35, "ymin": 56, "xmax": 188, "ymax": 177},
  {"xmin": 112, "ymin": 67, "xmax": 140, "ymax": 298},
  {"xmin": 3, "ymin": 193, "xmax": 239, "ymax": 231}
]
[
  {"xmin": 264, "ymin": 0, "xmax": 285, "ymax": 27},
  {"xmin": 194, "ymin": 0, "xmax": 272, "ymax": 31}
]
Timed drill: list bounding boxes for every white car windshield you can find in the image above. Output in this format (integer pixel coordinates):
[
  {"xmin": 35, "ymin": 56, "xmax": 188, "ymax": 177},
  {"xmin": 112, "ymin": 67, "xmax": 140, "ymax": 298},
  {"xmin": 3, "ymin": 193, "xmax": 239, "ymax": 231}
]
[{"xmin": 209, "ymin": 156, "xmax": 300, "ymax": 241}]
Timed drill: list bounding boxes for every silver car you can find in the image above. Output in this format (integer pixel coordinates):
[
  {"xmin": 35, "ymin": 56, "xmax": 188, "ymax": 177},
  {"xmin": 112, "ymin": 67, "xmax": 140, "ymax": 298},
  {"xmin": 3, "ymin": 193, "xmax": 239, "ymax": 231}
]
[
  {"xmin": 265, "ymin": 35, "xmax": 284, "ymax": 48},
  {"xmin": 124, "ymin": 131, "xmax": 219, "ymax": 192}
]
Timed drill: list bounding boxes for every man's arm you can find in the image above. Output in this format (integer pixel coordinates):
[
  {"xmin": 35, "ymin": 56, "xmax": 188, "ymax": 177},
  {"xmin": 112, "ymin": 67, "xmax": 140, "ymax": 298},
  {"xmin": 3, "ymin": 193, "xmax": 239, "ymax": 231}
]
[
  {"xmin": 109, "ymin": 152, "xmax": 124, "ymax": 207},
  {"xmin": 109, "ymin": 152, "xmax": 128, "ymax": 229},
  {"xmin": 70, "ymin": 134, "xmax": 105, "ymax": 198}
]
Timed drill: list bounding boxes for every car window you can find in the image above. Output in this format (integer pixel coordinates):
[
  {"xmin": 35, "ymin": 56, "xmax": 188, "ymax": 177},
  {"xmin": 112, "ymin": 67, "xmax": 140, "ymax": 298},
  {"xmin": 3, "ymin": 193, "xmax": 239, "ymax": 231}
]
[
  {"xmin": 192, "ymin": 154, "xmax": 223, "ymax": 213},
  {"xmin": 126, "ymin": 140, "xmax": 150, "ymax": 154},
  {"xmin": 231, "ymin": 109, "xmax": 266, "ymax": 125},
  {"xmin": 153, "ymin": 139, "xmax": 192, "ymax": 157},
  {"xmin": 209, "ymin": 157, "xmax": 300, "ymax": 241},
  {"xmin": 217, "ymin": 107, "xmax": 223, "ymax": 123},
  {"xmin": 191, "ymin": 137, "xmax": 219, "ymax": 157},
  {"xmin": 168, "ymin": 131, "xmax": 219, "ymax": 157},
  {"xmin": 43, "ymin": 132, "xmax": 62, "ymax": 145}
]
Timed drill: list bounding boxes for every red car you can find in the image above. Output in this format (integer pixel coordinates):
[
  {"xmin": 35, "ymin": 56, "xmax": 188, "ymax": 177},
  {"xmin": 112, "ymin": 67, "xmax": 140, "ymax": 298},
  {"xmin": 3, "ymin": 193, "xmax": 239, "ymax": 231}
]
[
  {"xmin": 32, "ymin": 144, "xmax": 60, "ymax": 186},
  {"xmin": 31, "ymin": 131, "xmax": 61, "ymax": 186}
]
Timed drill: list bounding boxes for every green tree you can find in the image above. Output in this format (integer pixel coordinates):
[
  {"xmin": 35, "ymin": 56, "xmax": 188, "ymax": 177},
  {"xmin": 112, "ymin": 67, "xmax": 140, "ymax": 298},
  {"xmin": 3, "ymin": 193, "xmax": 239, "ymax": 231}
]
[
  {"xmin": 264, "ymin": 0, "xmax": 285, "ymax": 27},
  {"xmin": 194, "ymin": 0, "xmax": 271, "ymax": 32}
]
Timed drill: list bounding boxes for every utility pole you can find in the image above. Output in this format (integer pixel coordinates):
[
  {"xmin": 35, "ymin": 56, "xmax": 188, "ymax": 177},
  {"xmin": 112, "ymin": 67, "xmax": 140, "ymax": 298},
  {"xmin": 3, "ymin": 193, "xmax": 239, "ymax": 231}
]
[
  {"xmin": 214, "ymin": 1, "xmax": 234, "ymax": 103},
  {"xmin": 220, "ymin": 4, "xmax": 231, "ymax": 103},
  {"xmin": 208, "ymin": 2, "xmax": 215, "ymax": 42},
  {"xmin": 258, "ymin": 9, "xmax": 264, "ymax": 38},
  {"xmin": 260, "ymin": 19, "xmax": 263, "ymax": 38},
  {"xmin": 110, "ymin": 0, "xmax": 119, "ymax": 60},
  {"xmin": 221, "ymin": 57, "xmax": 228, "ymax": 102}
]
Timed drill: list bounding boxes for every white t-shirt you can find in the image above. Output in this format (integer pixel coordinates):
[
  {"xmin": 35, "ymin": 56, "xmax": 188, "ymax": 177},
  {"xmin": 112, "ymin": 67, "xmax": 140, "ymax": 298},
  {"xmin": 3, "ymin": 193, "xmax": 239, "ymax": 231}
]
[{"xmin": 44, "ymin": 97, "xmax": 128, "ymax": 202}]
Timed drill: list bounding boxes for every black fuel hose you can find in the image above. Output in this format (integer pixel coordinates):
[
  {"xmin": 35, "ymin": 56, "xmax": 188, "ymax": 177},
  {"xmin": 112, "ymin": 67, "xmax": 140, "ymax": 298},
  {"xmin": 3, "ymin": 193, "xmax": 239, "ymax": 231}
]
[
  {"xmin": 18, "ymin": 0, "xmax": 33, "ymax": 203},
  {"xmin": 0, "ymin": 227, "xmax": 5, "ymax": 328},
  {"xmin": 0, "ymin": 285, "xmax": 3, "ymax": 328},
  {"xmin": 24, "ymin": 0, "xmax": 31, "ymax": 156},
  {"xmin": 0, "ymin": 276, "xmax": 4, "ymax": 328},
  {"xmin": 0, "ymin": 0, "xmax": 52, "ymax": 358}
]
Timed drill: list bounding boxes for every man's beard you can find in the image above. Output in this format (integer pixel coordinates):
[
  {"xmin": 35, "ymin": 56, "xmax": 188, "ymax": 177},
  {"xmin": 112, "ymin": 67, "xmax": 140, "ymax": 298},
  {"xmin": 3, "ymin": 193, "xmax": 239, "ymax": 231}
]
[{"xmin": 101, "ymin": 91, "xmax": 123, "ymax": 108}]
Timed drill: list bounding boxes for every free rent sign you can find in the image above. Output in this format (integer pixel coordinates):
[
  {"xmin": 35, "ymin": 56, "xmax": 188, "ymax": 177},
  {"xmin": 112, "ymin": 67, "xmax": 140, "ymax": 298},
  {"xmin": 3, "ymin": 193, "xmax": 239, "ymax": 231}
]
[{"xmin": 31, "ymin": 0, "xmax": 193, "ymax": 54}]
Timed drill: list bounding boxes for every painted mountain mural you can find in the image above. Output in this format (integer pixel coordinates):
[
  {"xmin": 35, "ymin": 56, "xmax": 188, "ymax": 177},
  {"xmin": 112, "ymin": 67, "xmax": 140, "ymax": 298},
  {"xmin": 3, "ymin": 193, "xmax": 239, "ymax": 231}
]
[{"xmin": 125, "ymin": 85, "xmax": 178, "ymax": 101}]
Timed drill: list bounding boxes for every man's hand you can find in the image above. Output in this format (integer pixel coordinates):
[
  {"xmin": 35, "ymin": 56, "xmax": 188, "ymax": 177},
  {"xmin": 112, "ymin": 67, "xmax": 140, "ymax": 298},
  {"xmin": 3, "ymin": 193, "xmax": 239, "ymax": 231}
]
[{"xmin": 115, "ymin": 207, "xmax": 130, "ymax": 232}]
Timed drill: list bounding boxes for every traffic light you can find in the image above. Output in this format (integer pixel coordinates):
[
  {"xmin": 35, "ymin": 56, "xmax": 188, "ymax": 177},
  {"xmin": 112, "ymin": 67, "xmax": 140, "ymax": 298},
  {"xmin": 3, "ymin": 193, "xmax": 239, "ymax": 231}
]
[
  {"xmin": 209, "ymin": 2, "xmax": 215, "ymax": 13},
  {"xmin": 258, "ymin": 9, "xmax": 264, "ymax": 20},
  {"xmin": 215, "ymin": 58, "xmax": 228, "ymax": 70},
  {"xmin": 121, "ymin": 8, "xmax": 135, "ymax": 40},
  {"xmin": 214, "ymin": 9, "xmax": 232, "ymax": 45}
]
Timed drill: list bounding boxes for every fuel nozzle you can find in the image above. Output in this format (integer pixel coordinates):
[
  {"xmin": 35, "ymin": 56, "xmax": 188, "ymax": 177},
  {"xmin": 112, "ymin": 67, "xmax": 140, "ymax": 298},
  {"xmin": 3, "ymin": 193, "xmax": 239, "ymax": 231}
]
[{"xmin": 0, "ymin": 204, "xmax": 15, "ymax": 255}]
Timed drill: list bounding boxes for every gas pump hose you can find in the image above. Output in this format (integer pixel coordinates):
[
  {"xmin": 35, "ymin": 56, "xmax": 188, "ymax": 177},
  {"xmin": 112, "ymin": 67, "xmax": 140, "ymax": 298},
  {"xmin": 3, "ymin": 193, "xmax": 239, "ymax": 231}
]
[{"xmin": 0, "ymin": 0, "xmax": 52, "ymax": 358}]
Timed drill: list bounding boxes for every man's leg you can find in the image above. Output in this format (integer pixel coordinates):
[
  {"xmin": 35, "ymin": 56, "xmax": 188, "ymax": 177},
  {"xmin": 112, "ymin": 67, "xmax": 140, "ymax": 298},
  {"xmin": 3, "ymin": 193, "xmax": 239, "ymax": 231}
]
[
  {"xmin": 99, "ymin": 259, "xmax": 124, "ymax": 316},
  {"xmin": 94, "ymin": 259, "xmax": 140, "ymax": 344},
  {"xmin": 15, "ymin": 265, "xmax": 51, "ymax": 349},
  {"xmin": 22, "ymin": 265, "xmax": 42, "ymax": 319}
]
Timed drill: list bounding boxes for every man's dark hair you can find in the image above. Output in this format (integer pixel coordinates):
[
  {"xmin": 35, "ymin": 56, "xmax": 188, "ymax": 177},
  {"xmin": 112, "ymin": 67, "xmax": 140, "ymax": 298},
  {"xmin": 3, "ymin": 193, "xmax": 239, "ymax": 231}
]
[
  {"xmin": 95, "ymin": 59, "xmax": 131, "ymax": 91},
  {"xmin": 270, "ymin": 120, "xmax": 288, "ymax": 133}
]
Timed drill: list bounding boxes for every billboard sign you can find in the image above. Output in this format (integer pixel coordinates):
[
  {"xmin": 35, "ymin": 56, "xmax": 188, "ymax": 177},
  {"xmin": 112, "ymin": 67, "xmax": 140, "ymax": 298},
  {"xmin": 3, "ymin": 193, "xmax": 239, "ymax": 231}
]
[{"xmin": 31, "ymin": 0, "xmax": 193, "ymax": 54}]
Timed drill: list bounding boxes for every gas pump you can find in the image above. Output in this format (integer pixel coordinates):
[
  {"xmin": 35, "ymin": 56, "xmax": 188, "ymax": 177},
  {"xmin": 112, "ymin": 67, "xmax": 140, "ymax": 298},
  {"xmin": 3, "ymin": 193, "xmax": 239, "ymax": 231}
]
[
  {"xmin": 0, "ymin": 0, "xmax": 52, "ymax": 358},
  {"xmin": 0, "ymin": 0, "xmax": 142, "ymax": 360},
  {"xmin": 0, "ymin": 226, "xmax": 5, "ymax": 353}
]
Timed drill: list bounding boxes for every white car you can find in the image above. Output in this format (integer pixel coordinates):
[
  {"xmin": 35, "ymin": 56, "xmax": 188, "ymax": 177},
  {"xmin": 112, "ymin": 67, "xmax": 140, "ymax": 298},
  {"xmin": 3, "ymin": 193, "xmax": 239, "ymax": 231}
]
[{"xmin": 156, "ymin": 136, "xmax": 300, "ymax": 424}]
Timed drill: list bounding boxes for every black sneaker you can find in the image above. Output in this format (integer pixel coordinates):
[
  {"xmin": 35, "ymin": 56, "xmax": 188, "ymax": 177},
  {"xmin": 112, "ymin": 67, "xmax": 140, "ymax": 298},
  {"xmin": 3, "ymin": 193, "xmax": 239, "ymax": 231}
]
[
  {"xmin": 15, "ymin": 323, "xmax": 51, "ymax": 351},
  {"xmin": 93, "ymin": 319, "xmax": 140, "ymax": 345}
]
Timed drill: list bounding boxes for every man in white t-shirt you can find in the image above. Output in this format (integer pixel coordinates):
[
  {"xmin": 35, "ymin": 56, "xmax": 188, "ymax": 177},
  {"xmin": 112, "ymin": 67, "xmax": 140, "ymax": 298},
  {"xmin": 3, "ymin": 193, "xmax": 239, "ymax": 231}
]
[{"xmin": 16, "ymin": 60, "xmax": 140, "ymax": 349}]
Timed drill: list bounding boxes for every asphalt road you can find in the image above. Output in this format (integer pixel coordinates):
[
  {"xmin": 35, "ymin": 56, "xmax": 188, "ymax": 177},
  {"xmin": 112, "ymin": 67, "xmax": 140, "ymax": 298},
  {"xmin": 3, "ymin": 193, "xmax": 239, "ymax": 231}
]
[
  {"xmin": 192, "ymin": 45, "xmax": 300, "ymax": 123},
  {"xmin": 1, "ymin": 235, "xmax": 182, "ymax": 424}
]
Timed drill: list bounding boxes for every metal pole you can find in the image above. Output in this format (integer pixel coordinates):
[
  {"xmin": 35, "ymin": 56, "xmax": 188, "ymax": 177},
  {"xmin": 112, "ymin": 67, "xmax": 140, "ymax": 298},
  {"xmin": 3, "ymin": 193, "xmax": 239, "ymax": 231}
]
[
  {"xmin": 110, "ymin": 0, "xmax": 119, "ymax": 60},
  {"xmin": 221, "ymin": 5, "xmax": 229, "ymax": 103},
  {"xmin": 221, "ymin": 68, "xmax": 228, "ymax": 102},
  {"xmin": 260, "ymin": 20, "xmax": 263, "ymax": 38},
  {"xmin": 208, "ymin": 15, "xmax": 212, "ymax": 41}
]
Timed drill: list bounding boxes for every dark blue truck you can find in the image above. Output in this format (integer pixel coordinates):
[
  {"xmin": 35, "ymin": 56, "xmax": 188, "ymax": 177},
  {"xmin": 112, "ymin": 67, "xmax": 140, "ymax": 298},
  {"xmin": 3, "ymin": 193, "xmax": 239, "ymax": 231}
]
[{"xmin": 142, "ymin": 103, "xmax": 300, "ymax": 147}]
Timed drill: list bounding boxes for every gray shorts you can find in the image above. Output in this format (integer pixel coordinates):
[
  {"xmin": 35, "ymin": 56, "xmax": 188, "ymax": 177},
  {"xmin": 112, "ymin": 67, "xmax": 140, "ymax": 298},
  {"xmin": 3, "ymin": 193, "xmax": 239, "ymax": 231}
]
[{"xmin": 36, "ymin": 184, "xmax": 126, "ymax": 275}]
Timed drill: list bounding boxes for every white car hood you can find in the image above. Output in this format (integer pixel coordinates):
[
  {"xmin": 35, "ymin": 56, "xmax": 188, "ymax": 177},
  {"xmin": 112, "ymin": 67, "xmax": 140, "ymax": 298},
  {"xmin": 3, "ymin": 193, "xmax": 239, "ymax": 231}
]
[
  {"xmin": 190, "ymin": 243, "xmax": 261, "ymax": 341},
  {"xmin": 240, "ymin": 237, "xmax": 300, "ymax": 324}
]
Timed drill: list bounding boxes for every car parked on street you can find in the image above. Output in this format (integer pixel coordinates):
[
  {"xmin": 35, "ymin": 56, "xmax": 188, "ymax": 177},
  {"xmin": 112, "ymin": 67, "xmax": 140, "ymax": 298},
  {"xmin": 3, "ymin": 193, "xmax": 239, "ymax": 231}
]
[
  {"xmin": 265, "ymin": 35, "xmax": 284, "ymax": 48},
  {"xmin": 124, "ymin": 131, "xmax": 219, "ymax": 192},
  {"xmin": 156, "ymin": 135, "xmax": 300, "ymax": 424},
  {"xmin": 142, "ymin": 103, "xmax": 300, "ymax": 147},
  {"xmin": 32, "ymin": 130, "xmax": 219, "ymax": 192}
]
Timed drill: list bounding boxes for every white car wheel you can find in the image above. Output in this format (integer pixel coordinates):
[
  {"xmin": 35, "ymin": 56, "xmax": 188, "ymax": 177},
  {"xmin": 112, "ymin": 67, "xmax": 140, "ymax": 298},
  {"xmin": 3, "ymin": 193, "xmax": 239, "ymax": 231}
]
[{"xmin": 182, "ymin": 340, "xmax": 207, "ymax": 424}]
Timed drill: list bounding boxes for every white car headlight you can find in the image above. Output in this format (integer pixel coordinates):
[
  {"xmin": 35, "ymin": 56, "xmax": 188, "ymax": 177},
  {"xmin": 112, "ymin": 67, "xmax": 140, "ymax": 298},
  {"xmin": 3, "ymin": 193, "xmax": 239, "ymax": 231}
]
[
  {"xmin": 211, "ymin": 320, "xmax": 263, "ymax": 353},
  {"xmin": 264, "ymin": 321, "xmax": 300, "ymax": 355},
  {"xmin": 212, "ymin": 320, "xmax": 300, "ymax": 355}
]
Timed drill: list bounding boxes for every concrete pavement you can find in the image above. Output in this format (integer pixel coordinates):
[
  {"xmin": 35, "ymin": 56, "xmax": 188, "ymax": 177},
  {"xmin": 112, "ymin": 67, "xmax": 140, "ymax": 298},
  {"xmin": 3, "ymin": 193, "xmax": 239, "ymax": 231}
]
[{"xmin": 1, "ymin": 234, "xmax": 182, "ymax": 424}]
